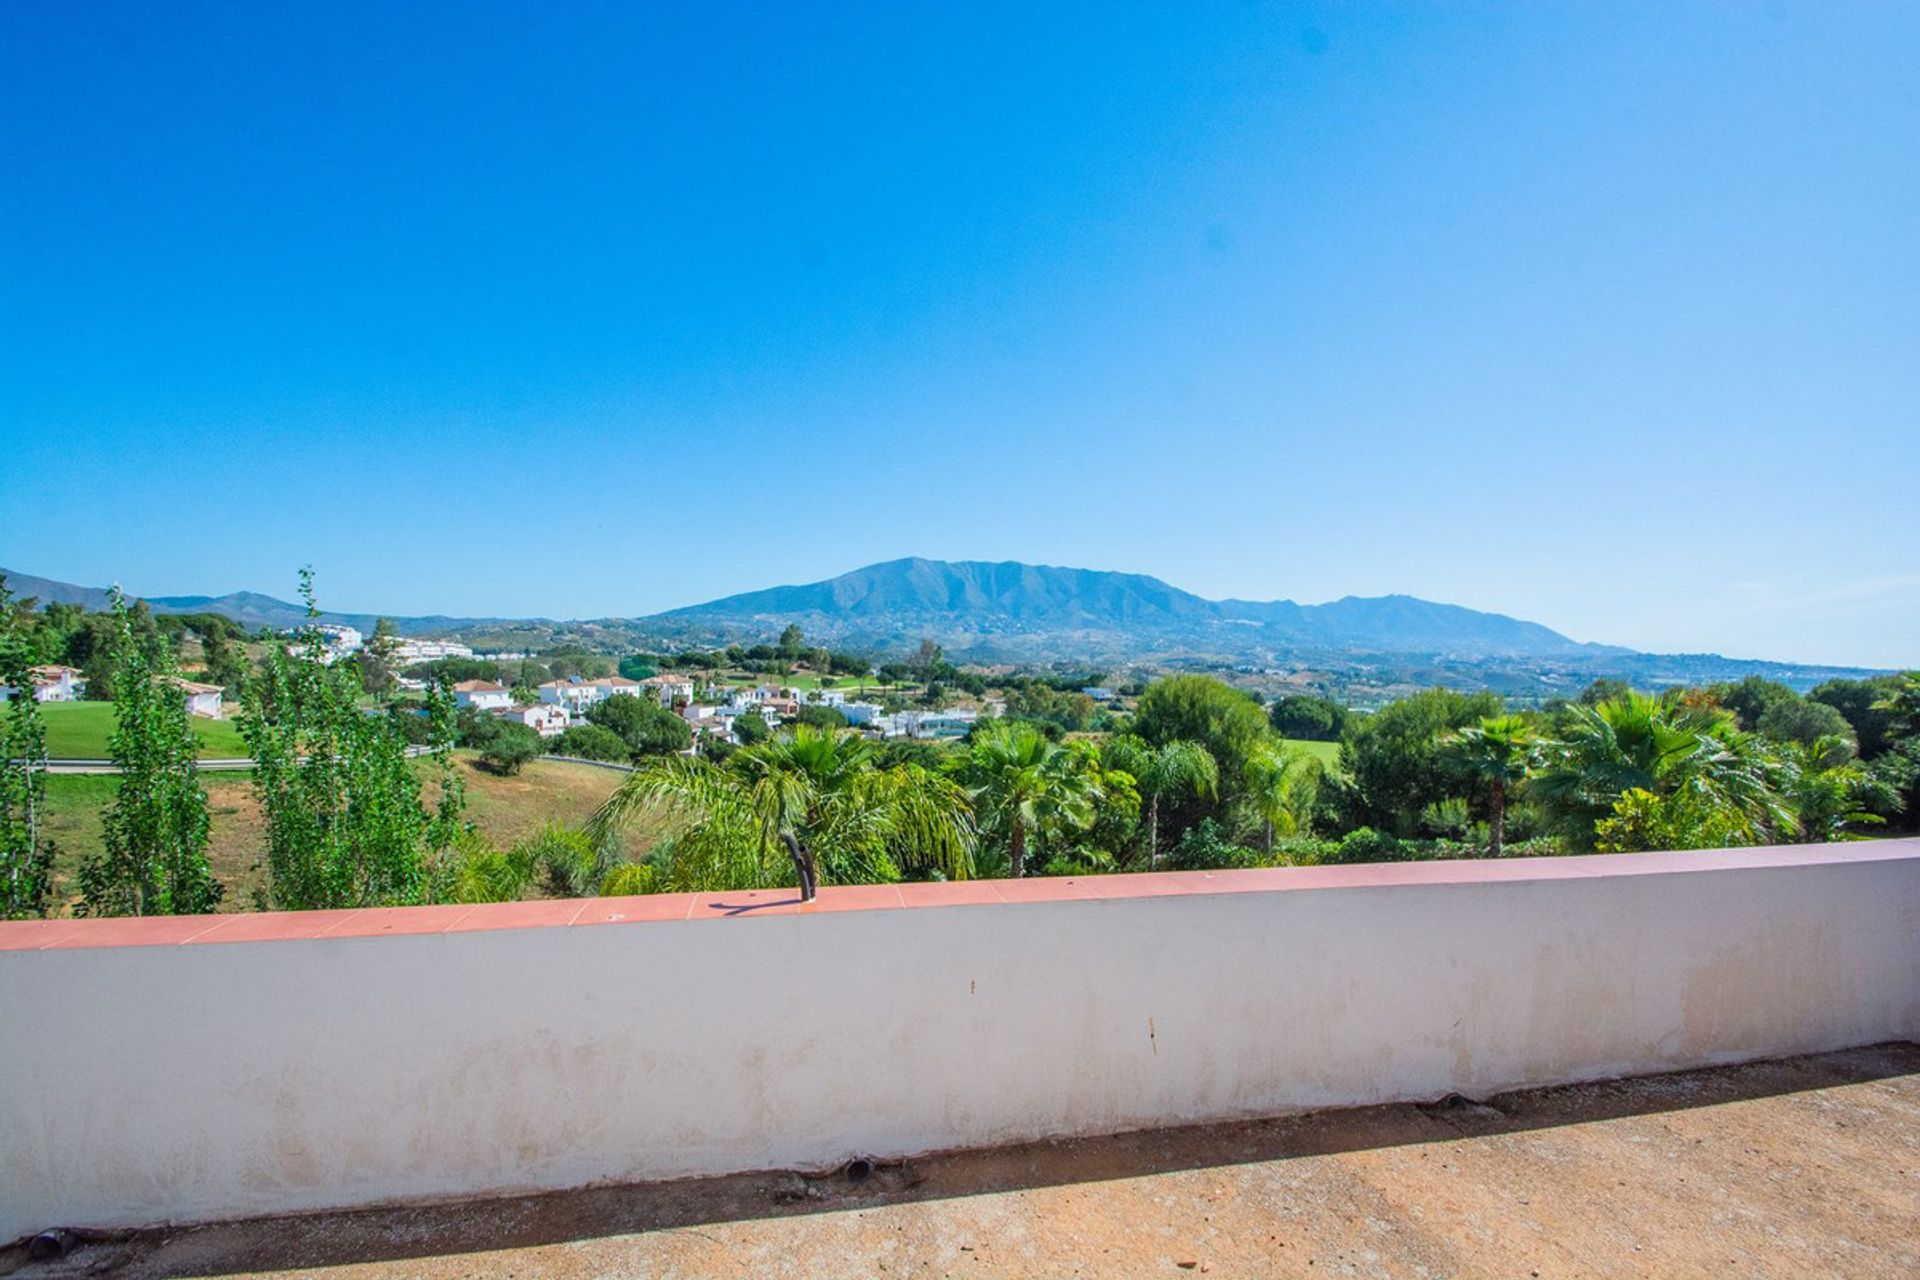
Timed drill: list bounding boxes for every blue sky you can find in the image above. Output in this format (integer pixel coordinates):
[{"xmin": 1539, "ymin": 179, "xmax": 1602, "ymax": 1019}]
[{"xmin": 2, "ymin": 2, "xmax": 1915, "ymax": 668}]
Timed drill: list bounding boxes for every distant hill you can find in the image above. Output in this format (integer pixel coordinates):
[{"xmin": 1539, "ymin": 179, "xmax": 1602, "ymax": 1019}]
[
  {"xmin": 0, "ymin": 568, "xmax": 508, "ymax": 638},
  {"xmin": 4, "ymin": 559, "xmax": 1894, "ymax": 695},
  {"xmin": 647, "ymin": 557, "xmax": 1624, "ymax": 660}
]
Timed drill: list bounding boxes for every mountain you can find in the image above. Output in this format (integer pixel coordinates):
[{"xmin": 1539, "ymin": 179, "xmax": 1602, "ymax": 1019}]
[
  {"xmin": 647, "ymin": 558, "xmax": 1622, "ymax": 661},
  {"xmin": 4, "ymin": 560, "xmax": 1891, "ymax": 695},
  {"xmin": 0, "ymin": 569, "xmax": 509, "ymax": 638}
]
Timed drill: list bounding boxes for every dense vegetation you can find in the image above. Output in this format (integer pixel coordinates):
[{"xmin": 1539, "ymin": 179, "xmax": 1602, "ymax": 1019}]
[{"xmin": 5, "ymin": 574, "xmax": 1915, "ymax": 919}]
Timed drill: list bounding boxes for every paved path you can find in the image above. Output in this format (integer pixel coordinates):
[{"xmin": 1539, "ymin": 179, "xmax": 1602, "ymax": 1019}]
[
  {"xmin": 24, "ymin": 745, "xmax": 449, "ymax": 775},
  {"xmin": 18, "ymin": 1043, "xmax": 1920, "ymax": 1279}
]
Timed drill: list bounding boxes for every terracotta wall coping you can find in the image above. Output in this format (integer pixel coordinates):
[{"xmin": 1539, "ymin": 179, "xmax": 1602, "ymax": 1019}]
[{"xmin": 4, "ymin": 838, "xmax": 1915, "ymax": 952}]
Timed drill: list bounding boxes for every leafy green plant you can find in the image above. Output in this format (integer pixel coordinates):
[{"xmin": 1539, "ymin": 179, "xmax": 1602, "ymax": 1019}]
[
  {"xmin": 478, "ymin": 721, "xmax": 543, "ymax": 775},
  {"xmin": 76, "ymin": 589, "xmax": 221, "ymax": 916},
  {"xmin": 449, "ymin": 830, "xmax": 537, "ymax": 904},
  {"xmin": 599, "ymin": 863, "xmax": 658, "ymax": 896},
  {"xmin": 241, "ymin": 570, "xmax": 465, "ymax": 910},
  {"xmin": 592, "ymin": 725, "xmax": 973, "ymax": 895},
  {"xmin": 0, "ymin": 576, "xmax": 56, "ymax": 919}
]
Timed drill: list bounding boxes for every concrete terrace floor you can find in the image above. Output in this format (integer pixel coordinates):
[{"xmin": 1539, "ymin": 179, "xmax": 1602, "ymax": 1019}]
[{"xmin": 11, "ymin": 1044, "xmax": 1920, "ymax": 1280}]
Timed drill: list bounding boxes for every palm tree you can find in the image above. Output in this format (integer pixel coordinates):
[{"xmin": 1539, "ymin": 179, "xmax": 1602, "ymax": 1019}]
[
  {"xmin": 1531, "ymin": 693, "xmax": 1794, "ymax": 850},
  {"xmin": 1242, "ymin": 743, "xmax": 1318, "ymax": 855},
  {"xmin": 1104, "ymin": 736, "xmax": 1218, "ymax": 869},
  {"xmin": 589, "ymin": 724, "xmax": 973, "ymax": 897},
  {"xmin": 1876, "ymin": 672, "xmax": 1920, "ymax": 738},
  {"xmin": 963, "ymin": 721, "xmax": 1102, "ymax": 877},
  {"xmin": 1779, "ymin": 734, "xmax": 1896, "ymax": 843},
  {"xmin": 1441, "ymin": 714, "xmax": 1535, "ymax": 857}
]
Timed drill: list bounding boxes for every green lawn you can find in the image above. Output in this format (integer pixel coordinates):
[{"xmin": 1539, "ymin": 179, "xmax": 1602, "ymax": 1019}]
[
  {"xmin": 38, "ymin": 755, "xmax": 630, "ymax": 914},
  {"xmin": 40, "ymin": 701, "xmax": 252, "ymax": 759},
  {"xmin": 1281, "ymin": 737, "xmax": 1342, "ymax": 769}
]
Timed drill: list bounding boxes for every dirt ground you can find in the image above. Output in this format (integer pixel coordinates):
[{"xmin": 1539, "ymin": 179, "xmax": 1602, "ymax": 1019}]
[{"xmin": 9, "ymin": 1043, "xmax": 1918, "ymax": 1280}]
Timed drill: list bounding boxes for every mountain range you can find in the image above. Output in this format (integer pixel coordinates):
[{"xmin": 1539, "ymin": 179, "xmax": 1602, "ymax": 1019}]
[
  {"xmin": 1, "ymin": 559, "xmax": 1889, "ymax": 695},
  {"xmin": 647, "ymin": 558, "xmax": 1627, "ymax": 661}
]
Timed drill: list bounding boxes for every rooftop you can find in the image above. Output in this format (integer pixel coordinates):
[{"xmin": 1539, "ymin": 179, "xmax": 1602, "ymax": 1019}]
[{"xmin": 19, "ymin": 1043, "xmax": 1919, "ymax": 1278}]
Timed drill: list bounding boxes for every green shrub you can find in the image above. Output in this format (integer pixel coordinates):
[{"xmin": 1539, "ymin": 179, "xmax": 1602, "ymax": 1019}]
[
  {"xmin": 599, "ymin": 863, "xmax": 658, "ymax": 896},
  {"xmin": 478, "ymin": 722, "xmax": 543, "ymax": 775},
  {"xmin": 1167, "ymin": 818, "xmax": 1264, "ymax": 871}
]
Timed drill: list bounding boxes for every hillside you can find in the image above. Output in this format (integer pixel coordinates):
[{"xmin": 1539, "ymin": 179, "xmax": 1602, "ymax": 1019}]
[
  {"xmin": 1, "ymin": 567, "xmax": 511, "ymax": 637},
  {"xmin": 5, "ymin": 560, "xmax": 1894, "ymax": 694},
  {"xmin": 647, "ymin": 557, "xmax": 1619, "ymax": 661}
]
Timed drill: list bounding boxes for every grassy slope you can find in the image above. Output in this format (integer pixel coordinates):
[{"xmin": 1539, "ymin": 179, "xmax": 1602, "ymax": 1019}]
[
  {"xmin": 40, "ymin": 701, "xmax": 251, "ymax": 759},
  {"xmin": 38, "ymin": 754, "xmax": 625, "ymax": 915},
  {"xmin": 1282, "ymin": 738, "xmax": 1342, "ymax": 769}
]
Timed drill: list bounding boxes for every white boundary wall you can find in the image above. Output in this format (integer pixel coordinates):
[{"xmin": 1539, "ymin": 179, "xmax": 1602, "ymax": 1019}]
[{"xmin": 4, "ymin": 843, "xmax": 1918, "ymax": 1239}]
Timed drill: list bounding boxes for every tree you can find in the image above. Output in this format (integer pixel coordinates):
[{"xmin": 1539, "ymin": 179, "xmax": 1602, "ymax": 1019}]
[
  {"xmin": 963, "ymin": 721, "xmax": 1103, "ymax": 878},
  {"xmin": 591, "ymin": 725, "xmax": 973, "ymax": 897},
  {"xmin": 1242, "ymin": 742, "xmax": 1319, "ymax": 854},
  {"xmin": 1809, "ymin": 677, "xmax": 1904, "ymax": 760},
  {"xmin": 586, "ymin": 692, "xmax": 691, "ymax": 757},
  {"xmin": 1104, "ymin": 736, "xmax": 1219, "ymax": 869},
  {"xmin": 777, "ymin": 623, "xmax": 805, "ymax": 657},
  {"xmin": 1778, "ymin": 735, "xmax": 1898, "ymax": 843},
  {"xmin": 0, "ymin": 576, "xmax": 56, "ymax": 918},
  {"xmin": 1132, "ymin": 676, "xmax": 1268, "ymax": 795},
  {"xmin": 1877, "ymin": 672, "xmax": 1920, "ymax": 740},
  {"xmin": 242, "ymin": 571, "xmax": 466, "ymax": 910},
  {"xmin": 1441, "ymin": 714, "xmax": 1535, "ymax": 857},
  {"xmin": 617, "ymin": 656, "xmax": 659, "ymax": 682},
  {"xmin": 195, "ymin": 622, "xmax": 249, "ymax": 692},
  {"xmin": 479, "ymin": 722, "xmax": 543, "ymax": 775},
  {"xmin": 1268, "ymin": 695, "xmax": 1348, "ymax": 742},
  {"xmin": 1712, "ymin": 676, "xmax": 1798, "ymax": 732},
  {"xmin": 72, "ymin": 599, "xmax": 160, "ymax": 701},
  {"xmin": 355, "ymin": 618, "xmax": 402, "ymax": 695},
  {"xmin": 77, "ymin": 590, "xmax": 221, "ymax": 916},
  {"xmin": 552, "ymin": 723, "xmax": 631, "ymax": 762},
  {"xmin": 733, "ymin": 710, "xmax": 771, "ymax": 745},
  {"xmin": 1337, "ymin": 688, "xmax": 1501, "ymax": 837},
  {"xmin": 794, "ymin": 704, "xmax": 848, "ymax": 731},
  {"xmin": 1531, "ymin": 693, "xmax": 1793, "ymax": 851},
  {"xmin": 1754, "ymin": 697, "xmax": 1855, "ymax": 749}
]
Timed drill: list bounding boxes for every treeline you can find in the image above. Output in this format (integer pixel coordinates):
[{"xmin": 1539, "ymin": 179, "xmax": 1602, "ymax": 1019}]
[
  {"xmin": 576, "ymin": 669, "xmax": 1918, "ymax": 897},
  {"xmin": 6, "ymin": 595, "xmax": 255, "ymax": 698}
]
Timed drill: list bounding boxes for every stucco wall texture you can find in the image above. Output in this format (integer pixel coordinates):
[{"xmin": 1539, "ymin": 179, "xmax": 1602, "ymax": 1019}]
[{"xmin": 3, "ymin": 840, "xmax": 1917, "ymax": 1240}]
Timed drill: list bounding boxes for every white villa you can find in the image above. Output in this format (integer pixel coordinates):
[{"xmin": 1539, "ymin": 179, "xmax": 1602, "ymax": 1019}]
[
  {"xmin": 168, "ymin": 678, "xmax": 225, "ymax": 718},
  {"xmin": 391, "ymin": 638, "xmax": 475, "ymax": 665},
  {"xmin": 878, "ymin": 708, "xmax": 978, "ymax": 740},
  {"xmin": 451, "ymin": 680, "xmax": 514, "ymax": 711},
  {"xmin": 539, "ymin": 676, "xmax": 644, "ymax": 719},
  {"xmin": 495, "ymin": 703, "xmax": 570, "ymax": 738},
  {"xmin": 638, "ymin": 674, "xmax": 696, "ymax": 706},
  {"xmin": 0, "ymin": 665, "xmax": 85, "ymax": 704}
]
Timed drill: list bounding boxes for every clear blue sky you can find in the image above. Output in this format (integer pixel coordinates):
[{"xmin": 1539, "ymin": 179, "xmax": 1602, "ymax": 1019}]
[{"xmin": 3, "ymin": 2, "xmax": 1915, "ymax": 667}]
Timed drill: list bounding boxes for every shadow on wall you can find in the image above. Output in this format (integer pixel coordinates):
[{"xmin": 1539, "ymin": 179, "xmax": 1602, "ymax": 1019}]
[{"xmin": 21, "ymin": 1041, "xmax": 1919, "ymax": 1278}]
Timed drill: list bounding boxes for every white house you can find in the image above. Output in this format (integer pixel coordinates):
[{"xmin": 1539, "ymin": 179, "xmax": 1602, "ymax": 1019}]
[
  {"xmin": 168, "ymin": 678, "xmax": 225, "ymax": 718},
  {"xmin": 451, "ymin": 680, "xmax": 514, "ymax": 711},
  {"xmin": 0, "ymin": 665, "xmax": 85, "ymax": 704},
  {"xmin": 881, "ymin": 709, "xmax": 978, "ymax": 740},
  {"xmin": 639, "ymin": 674, "xmax": 696, "ymax": 706},
  {"xmin": 391, "ymin": 638, "xmax": 475, "ymax": 665},
  {"xmin": 840, "ymin": 701, "xmax": 883, "ymax": 726},
  {"xmin": 540, "ymin": 676, "xmax": 644, "ymax": 720},
  {"xmin": 496, "ymin": 703, "xmax": 569, "ymax": 738}
]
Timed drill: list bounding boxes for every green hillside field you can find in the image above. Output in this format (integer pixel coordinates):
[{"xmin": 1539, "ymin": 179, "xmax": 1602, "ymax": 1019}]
[{"xmin": 39, "ymin": 701, "xmax": 251, "ymax": 759}]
